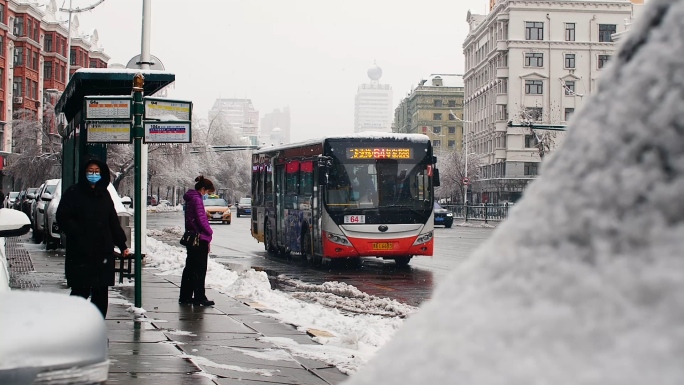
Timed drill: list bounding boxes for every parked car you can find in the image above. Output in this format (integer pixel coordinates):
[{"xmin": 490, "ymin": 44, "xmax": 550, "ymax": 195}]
[
  {"xmin": 12, "ymin": 191, "xmax": 26, "ymax": 211},
  {"xmin": 205, "ymin": 197, "xmax": 232, "ymax": 224},
  {"xmin": 4, "ymin": 192, "xmax": 19, "ymax": 209},
  {"xmin": 236, "ymin": 197, "xmax": 252, "ymax": 217},
  {"xmin": 433, "ymin": 201, "xmax": 454, "ymax": 228},
  {"xmin": 32, "ymin": 179, "xmax": 60, "ymax": 243},
  {"xmin": 0, "ymin": 208, "xmax": 109, "ymax": 384},
  {"xmin": 21, "ymin": 187, "xmax": 39, "ymax": 219},
  {"xmin": 157, "ymin": 199, "xmax": 171, "ymax": 207},
  {"xmin": 29, "ymin": 183, "xmax": 45, "ymax": 227},
  {"xmin": 44, "ymin": 179, "xmax": 63, "ymax": 250}
]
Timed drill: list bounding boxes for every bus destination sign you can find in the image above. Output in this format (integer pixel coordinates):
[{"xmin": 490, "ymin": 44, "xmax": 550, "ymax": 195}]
[{"xmin": 346, "ymin": 148, "xmax": 412, "ymax": 160}]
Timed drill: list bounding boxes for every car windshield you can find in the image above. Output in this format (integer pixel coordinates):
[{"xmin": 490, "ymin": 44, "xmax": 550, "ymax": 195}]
[
  {"xmin": 9, "ymin": 192, "xmax": 19, "ymax": 198},
  {"xmin": 45, "ymin": 185, "xmax": 58, "ymax": 194},
  {"xmin": 239, "ymin": 198, "xmax": 251, "ymax": 205},
  {"xmin": 28, "ymin": 188, "xmax": 38, "ymax": 194},
  {"xmin": 434, "ymin": 201, "xmax": 444, "ymax": 210},
  {"xmin": 205, "ymin": 198, "xmax": 228, "ymax": 207}
]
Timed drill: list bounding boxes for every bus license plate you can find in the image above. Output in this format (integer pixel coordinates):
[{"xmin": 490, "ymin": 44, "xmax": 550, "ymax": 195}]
[
  {"xmin": 372, "ymin": 242, "xmax": 394, "ymax": 250},
  {"xmin": 344, "ymin": 215, "xmax": 365, "ymax": 224}
]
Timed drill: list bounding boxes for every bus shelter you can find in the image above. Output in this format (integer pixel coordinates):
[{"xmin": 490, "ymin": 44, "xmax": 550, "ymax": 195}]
[{"xmin": 55, "ymin": 69, "xmax": 175, "ymax": 188}]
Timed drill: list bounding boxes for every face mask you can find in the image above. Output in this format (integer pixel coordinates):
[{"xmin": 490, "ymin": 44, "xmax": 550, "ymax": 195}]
[
  {"xmin": 202, "ymin": 193, "xmax": 208, "ymax": 200},
  {"xmin": 86, "ymin": 172, "xmax": 101, "ymax": 184}
]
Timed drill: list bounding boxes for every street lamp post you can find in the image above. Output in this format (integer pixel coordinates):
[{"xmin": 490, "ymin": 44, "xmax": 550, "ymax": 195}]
[{"xmin": 59, "ymin": 0, "xmax": 106, "ymax": 78}]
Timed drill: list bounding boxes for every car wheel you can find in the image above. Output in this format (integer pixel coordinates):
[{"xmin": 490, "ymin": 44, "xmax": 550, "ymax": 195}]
[{"xmin": 264, "ymin": 221, "xmax": 275, "ymax": 253}]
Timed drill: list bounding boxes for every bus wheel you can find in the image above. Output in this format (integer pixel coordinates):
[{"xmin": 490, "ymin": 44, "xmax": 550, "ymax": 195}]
[{"xmin": 394, "ymin": 256, "xmax": 412, "ymax": 267}]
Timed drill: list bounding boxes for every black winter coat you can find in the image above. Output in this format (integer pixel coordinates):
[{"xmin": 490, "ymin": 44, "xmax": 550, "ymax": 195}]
[{"xmin": 56, "ymin": 159, "xmax": 128, "ymax": 287}]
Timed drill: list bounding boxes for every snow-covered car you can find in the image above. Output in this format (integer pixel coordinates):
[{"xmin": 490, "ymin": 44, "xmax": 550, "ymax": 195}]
[
  {"xmin": 433, "ymin": 201, "xmax": 454, "ymax": 228},
  {"xmin": 120, "ymin": 196, "xmax": 132, "ymax": 209},
  {"xmin": 236, "ymin": 197, "xmax": 251, "ymax": 217},
  {"xmin": 32, "ymin": 179, "xmax": 59, "ymax": 242},
  {"xmin": 44, "ymin": 180, "xmax": 63, "ymax": 250},
  {"xmin": 0, "ymin": 208, "xmax": 108, "ymax": 384},
  {"xmin": 158, "ymin": 199, "xmax": 171, "ymax": 207},
  {"xmin": 205, "ymin": 198, "xmax": 232, "ymax": 224}
]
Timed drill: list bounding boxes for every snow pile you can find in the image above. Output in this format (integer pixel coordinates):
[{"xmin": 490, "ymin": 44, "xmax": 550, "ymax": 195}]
[
  {"xmin": 143, "ymin": 237, "xmax": 406, "ymax": 373},
  {"xmin": 343, "ymin": 1, "xmax": 684, "ymax": 384},
  {"xmin": 280, "ymin": 279, "xmax": 416, "ymax": 318},
  {"xmin": 147, "ymin": 204, "xmax": 182, "ymax": 213}
]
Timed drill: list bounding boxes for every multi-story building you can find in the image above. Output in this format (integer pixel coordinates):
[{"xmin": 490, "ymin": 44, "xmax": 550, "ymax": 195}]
[
  {"xmin": 260, "ymin": 106, "xmax": 290, "ymax": 146},
  {"xmin": 208, "ymin": 98, "xmax": 260, "ymax": 145},
  {"xmin": 463, "ymin": 0, "xmax": 640, "ymax": 203},
  {"xmin": 354, "ymin": 62, "xmax": 392, "ymax": 133},
  {"xmin": 0, "ymin": 0, "xmax": 109, "ymax": 190},
  {"xmin": 394, "ymin": 75, "xmax": 465, "ymax": 154}
]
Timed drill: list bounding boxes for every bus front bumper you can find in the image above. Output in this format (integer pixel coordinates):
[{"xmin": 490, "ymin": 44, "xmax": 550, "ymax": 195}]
[{"xmin": 322, "ymin": 232, "xmax": 433, "ymax": 258}]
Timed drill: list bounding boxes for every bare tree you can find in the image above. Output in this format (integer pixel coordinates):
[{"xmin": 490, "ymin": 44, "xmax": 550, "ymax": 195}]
[
  {"xmin": 436, "ymin": 150, "xmax": 482, "ymax": 203},
  {"xmin": 5, "ymin": 107, "xmax": 61, "ymax": 188}
]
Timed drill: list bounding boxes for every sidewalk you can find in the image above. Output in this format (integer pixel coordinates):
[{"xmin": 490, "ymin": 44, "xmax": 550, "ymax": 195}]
[{"xmin": 6, "ymin": 235, "xmax": 348, "ymax": 385}]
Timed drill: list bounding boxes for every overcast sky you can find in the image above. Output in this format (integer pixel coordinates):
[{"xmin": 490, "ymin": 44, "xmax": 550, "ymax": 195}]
[{"xmin": 69, "ymin": 0, "xmax": 487, "ymax": 142}]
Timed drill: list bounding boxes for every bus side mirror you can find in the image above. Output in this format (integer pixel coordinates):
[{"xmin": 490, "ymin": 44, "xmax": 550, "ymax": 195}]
[{"xmin": 433, "ymin": 168, "xmax": 441, "ymax": 187}]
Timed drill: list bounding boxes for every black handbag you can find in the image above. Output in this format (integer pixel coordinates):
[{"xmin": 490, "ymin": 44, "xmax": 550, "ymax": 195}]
[{"xmin": 180, "ymin": 230, "xmax": 200, "ymax": 247}]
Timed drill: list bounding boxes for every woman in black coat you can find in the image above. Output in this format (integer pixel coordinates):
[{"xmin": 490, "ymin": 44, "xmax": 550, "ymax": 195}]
[{"xmin": 56, "ymin": 158, "xmax": 130, "ymax": 318}]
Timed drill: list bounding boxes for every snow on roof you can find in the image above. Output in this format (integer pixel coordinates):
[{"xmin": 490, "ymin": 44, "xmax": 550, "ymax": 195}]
[
  {"xmin": 344, "ymin": 0, "xmax": 684, "ymax": 383},
  {"xmin": 422, "ymin": 74, "xmax": 464, "ymax": 88},
  {"xmin": 256, "ymin": 132, "xmax": 430, "ymax": 154},
  {"xmin": 73, "ymin": 68, "xmax": 174, "ymax": 76}
]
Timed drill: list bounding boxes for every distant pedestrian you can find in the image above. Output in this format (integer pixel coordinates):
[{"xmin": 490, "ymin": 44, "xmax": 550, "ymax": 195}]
[
  {"xmin": 179, "ymin": 175, "xmax": 215, "ymax": 306},
  {"xmin": 56, "ymin": 159, "xmax": 130, "ymax": 318}
]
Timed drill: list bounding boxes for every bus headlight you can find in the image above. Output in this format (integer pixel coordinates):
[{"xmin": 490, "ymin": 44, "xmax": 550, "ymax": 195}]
[
  {"xmin": 413, "ymin": 231, "xmax": 433, "ymax": 245},
  {"xmin": 326, "ymin": 232, "xmax": 351, "ymax": 246}
]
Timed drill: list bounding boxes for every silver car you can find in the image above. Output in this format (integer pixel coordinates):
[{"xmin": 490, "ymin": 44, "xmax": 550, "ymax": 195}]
[
  {"xmin": 32, "ymin": 179, "xmax": 59, "ymax": 243},
  {"xmin": 44, "ymin": 179, "xmax": 63, "ymax": 250}
]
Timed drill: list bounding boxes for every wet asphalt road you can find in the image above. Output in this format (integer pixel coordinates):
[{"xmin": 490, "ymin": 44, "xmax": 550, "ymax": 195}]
[{"xmin": 147, "ymin": 210, "xmax": 495, "ymax": 307}]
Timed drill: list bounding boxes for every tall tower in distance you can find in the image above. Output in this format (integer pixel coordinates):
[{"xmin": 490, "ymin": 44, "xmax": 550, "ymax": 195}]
[{"xmin": 354, "ymin": 62, "xmax": 393, "ymax": 133}]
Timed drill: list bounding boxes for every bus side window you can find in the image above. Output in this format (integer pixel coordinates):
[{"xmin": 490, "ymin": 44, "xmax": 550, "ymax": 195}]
[
  {"xmin": 285, "ymin": 161, "xmax": 300, "ymax": 209},
  {"xmin": 265, "ymin": 164, "xmax": 273, "ymax": 202},
  {"xmin": 300, "ymin": 161, "xmax": 314, "ymax": 197}
]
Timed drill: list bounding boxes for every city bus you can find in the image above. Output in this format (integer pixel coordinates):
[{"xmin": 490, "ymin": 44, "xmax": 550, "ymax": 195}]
[{"xmin": 250, "ymin": 133, "xmax": 439, "ymax": 266}]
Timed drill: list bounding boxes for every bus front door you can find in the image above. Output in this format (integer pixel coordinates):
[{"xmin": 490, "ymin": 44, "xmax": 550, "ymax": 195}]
[{"xmin": 275, "ymin": 164, "xmax": 286, "ymax": 249}]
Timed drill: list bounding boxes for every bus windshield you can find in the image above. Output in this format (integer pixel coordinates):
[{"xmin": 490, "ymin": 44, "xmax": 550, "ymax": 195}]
[{"xmin": 325, "ymin": 145, "xmax": 432, "ymax": 212}]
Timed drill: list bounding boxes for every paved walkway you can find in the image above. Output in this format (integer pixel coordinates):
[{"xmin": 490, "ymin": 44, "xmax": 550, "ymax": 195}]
[{"xmin": 6, "ymin": 235, "xmax": 348, "ymax": 385}]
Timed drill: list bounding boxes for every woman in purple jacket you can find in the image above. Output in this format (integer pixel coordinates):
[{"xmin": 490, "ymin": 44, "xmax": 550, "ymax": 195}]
[{"xmin": 179, "ymin": 175, "xmax": 215, "ymax": 306}]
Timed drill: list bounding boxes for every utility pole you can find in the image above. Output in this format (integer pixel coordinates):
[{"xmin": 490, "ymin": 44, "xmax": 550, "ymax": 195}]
[
  {"xmin": 59, "ymin": 0, "xmax": 106, "ymax": 78},
  {"xmin": 140, "ymin": 0, "xmax": 152, "ymax": 271}
]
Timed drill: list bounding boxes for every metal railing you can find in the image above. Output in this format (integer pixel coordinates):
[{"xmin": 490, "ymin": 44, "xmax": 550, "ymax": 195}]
[{"xmin": 442, "ymin": 204, "xmax": 511, "ymax": 223}]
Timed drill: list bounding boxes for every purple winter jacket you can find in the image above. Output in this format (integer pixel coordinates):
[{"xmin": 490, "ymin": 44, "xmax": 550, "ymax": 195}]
[{"xmin": 184, "ymin": 189, "xmax": 213, "ymax": 243}]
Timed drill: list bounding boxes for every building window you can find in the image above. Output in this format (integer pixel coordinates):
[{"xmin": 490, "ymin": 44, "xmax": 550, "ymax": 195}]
[
  {"xmin": 13, "ymin": 47, "xmax": 23, "ymax": 66},
  {"xmin": 32, "ymin": 51, "xmax": 38, "ymax": 70},
  {"xmin": 89, "ymin": 59, "xmax": 97, "ymax": 68},
  {"xmin": 26, "ymin": 79, "xmax": 31, "ymax": 99},
  {"xmin": 32, "ymin": 80, "xmax": 37, "ymax": 100},
  {"xmin": 448, "ymin": 100, "xmax": 456, "ymax": 108},
  {"xmin": 448, "ymin": 140, "xmax": 456, "ymax": 148},
  {"xmin": 27, "ymin": 18, "xmax": 32, "ymax": 39},
  {"xmin": 565, "ymin": 23, "xmax": 576, "ymax": 41},
  {"xmin": 523, "ymin": 107, "xmax": 543, "ymax": 121},
  {"xmin": 525, "ymin": 134, "xmax": 538, "ymax": 148},
  {"xmin": 433, "ymin": 126, "xmax": 441, "ymax": 134},
  {"xmin": 525, "ymin": 22, "xmax": 544, "ymax": 40},
  {"xmin": 70, "ymin": 48, "xmax": 76, "ymax": 65},
  {"xmin": 598, "ymin": 55, "xmax": 611, "ymax": 69},
  {"xmin": 525, "ymin": 80, "xmax": 543, "ymax": 94},
  {"xmin": 565, "ymin": 108, "xmax": 575, "ymax": 121},
  {"xmin": 434, "ymin": 99, "xmax": 443, "ymax": 107},
  {"xmin": 0, "ymin": 68, "xmax": 3, "ymax": 89},
  {"xmin": 433, "ymin": 113, "xmax": 442, "ymax": 120},
  {"xmin": 33, "ymin": 20, "xmax": 38, "ymax": 41},
  {"xmin": 599, "ymin": 24, "xmax": 616, "ymax": 42},
  {"xmin": 524, "ymin": 52, "xmax": 543, "ymax": 67},
  {"xmin": 524, "ymin": 162, "xmax": 539, "ymax": 176},
  {"xmin": 0, "ymin": 4, "xmax": 4, "ymax": 25},
  {"xmin": 497, "ymin": 105, "xmax": 508, "ymax": 121},
  {"xmin": 0, "ymin": 35, "xmax": 3, "ymax": 57},
  {"xmin": 13, "ymin": 16, "xmax": 23, "ymax": 36},
  {"xmin": 564, "ymin": 54, "xmax": 575, "ymax": 69},
  {"xmin": 13, "ymin": 77, "xmax": 22, "ymax": 97},
  {"xmin": 448, "ymin": 126, "xmax": 456, "ymax": 134},
  {"xmin": 448, "ymin": 113, "xmax": 456, "ymax": 121},
  {"xmin": 45, "ymin": 34, "xmax": 53, "ymax": 52},
  {"xmin": 564, "ymin": 80, "xmax": 576, "ymax": 95},
  {"xmin": 44, "ymin": 61, "xmax": 52, "ymax": 79},
  {"xmin": 433, "ymin": 140, "xmax": 441, "ymax": 148}
]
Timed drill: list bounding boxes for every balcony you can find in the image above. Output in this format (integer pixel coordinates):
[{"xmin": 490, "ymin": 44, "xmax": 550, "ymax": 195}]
[
  {"xmin": 496, "ymin": 67, "xmax": 508, "ymax": 78},
  {"xmin": 496, "ymin": 93, "xmax": 508, "ymax": 105},
  {"xmin": 495, "ymin": 122, "xmax": 508, "ymax": 132},
  {"xmin": 497, "ymin": 41, "xmax": 508, "ymax": 51}
]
